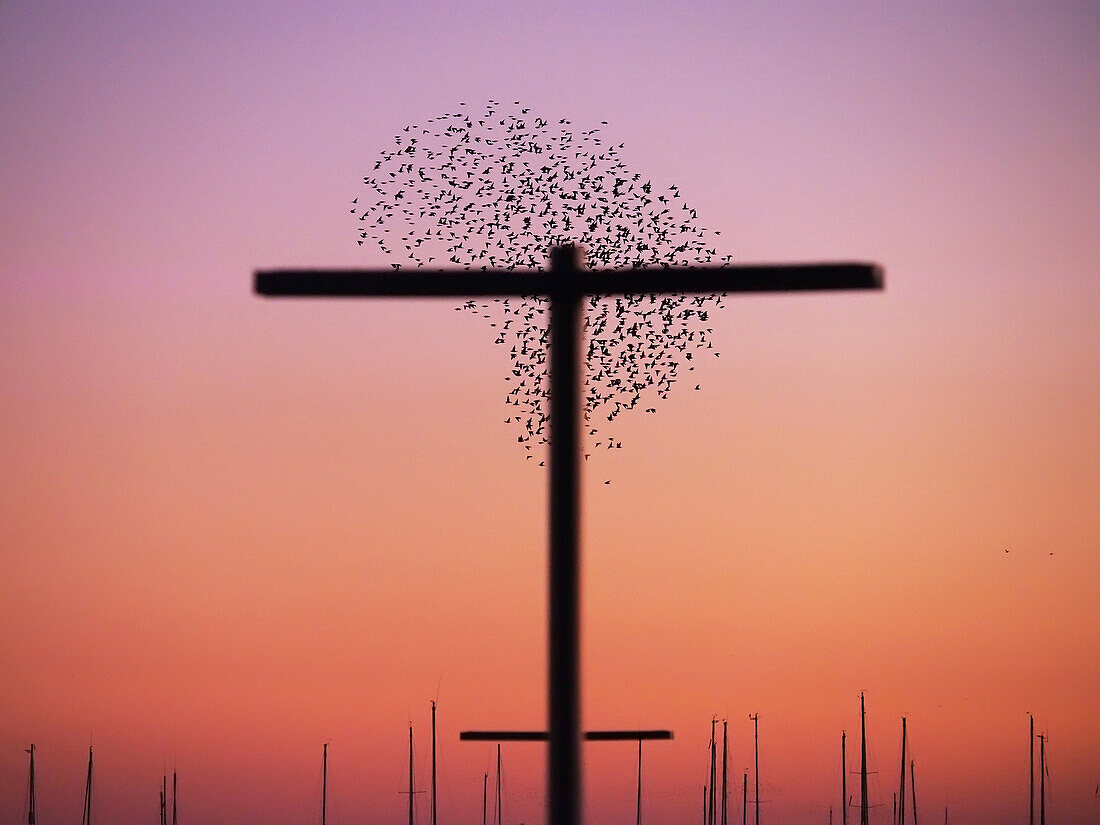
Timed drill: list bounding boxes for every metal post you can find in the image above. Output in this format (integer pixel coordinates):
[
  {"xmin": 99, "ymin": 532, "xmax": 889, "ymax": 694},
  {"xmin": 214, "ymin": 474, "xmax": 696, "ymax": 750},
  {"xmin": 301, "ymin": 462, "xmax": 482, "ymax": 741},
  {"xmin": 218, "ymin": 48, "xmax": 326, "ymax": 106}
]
[{"xmin": 548, "ymin": 245, "xmax": 582, "ymax": 825}]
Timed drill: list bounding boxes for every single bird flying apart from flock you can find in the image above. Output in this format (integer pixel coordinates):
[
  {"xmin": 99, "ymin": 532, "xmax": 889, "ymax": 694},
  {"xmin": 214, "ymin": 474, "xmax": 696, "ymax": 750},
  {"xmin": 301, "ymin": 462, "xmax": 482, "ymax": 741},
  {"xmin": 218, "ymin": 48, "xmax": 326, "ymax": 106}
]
[{"xmin": 352, "ymin": 100, "xmax": 729, "ymax": 453}]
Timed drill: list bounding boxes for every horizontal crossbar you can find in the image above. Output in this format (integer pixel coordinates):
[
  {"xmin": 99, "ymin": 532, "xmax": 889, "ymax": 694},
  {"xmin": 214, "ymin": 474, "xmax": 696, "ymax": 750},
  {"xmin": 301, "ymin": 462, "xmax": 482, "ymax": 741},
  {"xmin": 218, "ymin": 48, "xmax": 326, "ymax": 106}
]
[
  {"xmin": 255, "ymin": 263, "xmax": 881, "ymax": 298},
  {"xmin": 460, "ymin": 730, "xmax": 672, "ymax": 741}
]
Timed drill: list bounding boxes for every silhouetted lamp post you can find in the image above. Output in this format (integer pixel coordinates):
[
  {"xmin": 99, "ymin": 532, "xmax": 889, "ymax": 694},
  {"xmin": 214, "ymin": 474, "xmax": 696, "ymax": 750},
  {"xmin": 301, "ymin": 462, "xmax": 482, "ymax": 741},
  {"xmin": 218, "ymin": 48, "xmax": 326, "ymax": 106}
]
[{"xmin": 254, "ymin": 245, "xmax": 882, "ymax": 825}]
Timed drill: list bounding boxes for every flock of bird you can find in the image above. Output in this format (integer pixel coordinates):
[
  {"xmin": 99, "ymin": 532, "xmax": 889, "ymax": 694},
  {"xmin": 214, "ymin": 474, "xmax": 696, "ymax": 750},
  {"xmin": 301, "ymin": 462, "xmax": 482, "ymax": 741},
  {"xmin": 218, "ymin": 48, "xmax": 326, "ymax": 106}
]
[{"xmin": 352, "ymin": 100, "xmax": 730, "ymax": 452}]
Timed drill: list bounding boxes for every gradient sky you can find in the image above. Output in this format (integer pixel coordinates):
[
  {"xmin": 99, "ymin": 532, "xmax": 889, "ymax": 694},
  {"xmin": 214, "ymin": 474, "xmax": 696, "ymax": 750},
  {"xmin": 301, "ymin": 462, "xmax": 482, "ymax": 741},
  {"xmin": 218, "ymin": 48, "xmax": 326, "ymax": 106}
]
[{"xmin": 2, "ymin": 3, "xmax": 1098, "ymax": 825}]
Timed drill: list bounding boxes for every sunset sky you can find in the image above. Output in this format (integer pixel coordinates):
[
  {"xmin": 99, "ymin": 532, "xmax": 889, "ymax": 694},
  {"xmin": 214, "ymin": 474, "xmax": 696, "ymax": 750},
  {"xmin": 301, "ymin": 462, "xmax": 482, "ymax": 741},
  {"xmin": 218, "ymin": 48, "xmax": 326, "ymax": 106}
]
[{"xmin": 2, "ymin": 3, "xmax": 1097, "ymax": 825}]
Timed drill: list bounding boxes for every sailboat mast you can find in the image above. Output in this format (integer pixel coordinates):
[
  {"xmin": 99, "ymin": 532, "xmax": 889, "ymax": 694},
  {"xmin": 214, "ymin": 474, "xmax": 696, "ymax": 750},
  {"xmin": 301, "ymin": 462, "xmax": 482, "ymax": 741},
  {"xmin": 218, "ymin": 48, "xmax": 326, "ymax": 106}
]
[
  {"xmin": 1029, "ymin": 714, "xmax": 1035, "ymax": 825},
  {"xmin": 636, "ymin": 740, "xmax": 643, "ymax": 825},
  {"xmin": 482, "ymin": 773, "xmax": 488, "ymax": 825},
  {"xmin": 172, "ymin": 771, "xmax": 177, "ymax": 825},
  {"xmin": 1038, "ymin": 734, "xmax": 1045, "ymax": 825},
  {"xmin": 495, "ymin": 744, "xmax": 502, "ymax": 825},
  {"xmin": 323, "ymin": 744, "xmax": 329, "ymax": 825},
  {"xmin": 26, "ymin": 744, "xmax": 37, "ymax": 825},
  {"xmin": 82, "ymin": 747, "xmax": 94, "ymax": 825},
  {"xmin": 709, "ymin": 720, "xmax": 716, "ymax": 825},
  {"xmin": 429, "ymin": 704, "xmax": 437, "ymax": 825},
  {"xmin": 909, "ymin": 760, "xmax": 917, "ymax": 825},
  {"xmin": 161, "ymin": 775, "xmax": 167, "ymax": 825},
  {"xmin": 721, "ymin": 721, "xmax": 728, "ymax": 825},
  {"xmin": 751, "ymin": 714, "xmax": 760, "ymax": 825},
  {"xmin": 841, "ymin": 731, "xmax": 847, "ymax": 825},
  {"xmin": 898, "ymin": 718, "xmax": 907, "ymax": 825},
  {"xmin": 741, "ymin": 772, "xmax": 747, "ymax": 825},
  {"xmin": 408, "ymin": 729, "xmax": 415, "ymax": 825},
  {"xmin": 860, "ymin": 694, "xmax": 868, "ymax": 825}
]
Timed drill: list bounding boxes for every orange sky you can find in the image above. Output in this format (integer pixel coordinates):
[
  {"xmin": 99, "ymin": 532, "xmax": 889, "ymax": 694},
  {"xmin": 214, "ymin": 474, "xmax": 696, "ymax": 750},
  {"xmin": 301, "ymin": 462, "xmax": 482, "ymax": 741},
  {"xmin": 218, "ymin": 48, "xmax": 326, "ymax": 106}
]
[{"xmin": 2, "ymin": 3, "xmax": 1098, "ymax": 825}]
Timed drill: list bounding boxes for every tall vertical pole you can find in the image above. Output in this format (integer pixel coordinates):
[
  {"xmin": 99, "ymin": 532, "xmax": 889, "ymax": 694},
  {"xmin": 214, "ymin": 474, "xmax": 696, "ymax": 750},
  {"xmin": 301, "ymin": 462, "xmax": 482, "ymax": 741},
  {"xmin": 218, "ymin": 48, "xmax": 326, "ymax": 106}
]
[
  {"xmin": 741, "ymin": 772, "xmax": 747, "ymax": 825},
  {"xmin": 548, "ymin": 245, "xmax": 582, "ymax": 825},
  {"xmin": 898, "ymin": 718, "xmax": 907, "ymax": 825},
  {"xmin": 482, "ymin": 773, "xmax": 488, "ymax": 825},
  {"xmin": 1038, "ymin": 735, "xmax": 1045, "ymax": 825},
  {"xmin": 432, "ymin": 701, "xmax": 438, "ymax": 825},
  {"xmin": 860, "ymin": 695, "xmax": 868, "ymax": 825},
  {"xmin": 909, "ymin": 760, "xmax": 917, "ymax": 825},
  {"xmin": 841, "ymin": 732, "xmax": 847, "ymax": 825},
  {"xmin": 25, "ymin": 748, "xmax": 36, "ymax": 822},
  {"xmin": 1029, "ymin": 714, "xmax": 1034, "ymax": 825},
  {"xmin": 709, "ymin": 720, "xmax": 717, "ymax": 825},
  {"xmin": 751, "ymin": 715, "xmax": 760, "ymax": 825},
  {"xmin": 496, "ymin": 744, "xmax": 502, "ymax": 825},
  {"xmin": 702, "ymin": 787, "xmax": 707, "ymax": 825},
  {"xmin": 722, "ymin": 721, "xmax": 729, "ymax": 825},
  {"xmin": 83, "ymin": 747, "xmax": 93, "ymax": 825},
  {"xmin": 172, "ymin": 771, "xmax": 177, "ymax": 825},
  {"xmin": 161, "ymin": 775, "xmax": 167, "ymax": 825},
  {"xmin": 636, "ymin": 740, "xmax": 643, "ymax": 825},
  {"xmin": 408, "ymin": 730, "xmax": 415, "ymax": 825},
  {"xmin": 323, "ymin": 744, "xmax": 329, "ymax": 825}
]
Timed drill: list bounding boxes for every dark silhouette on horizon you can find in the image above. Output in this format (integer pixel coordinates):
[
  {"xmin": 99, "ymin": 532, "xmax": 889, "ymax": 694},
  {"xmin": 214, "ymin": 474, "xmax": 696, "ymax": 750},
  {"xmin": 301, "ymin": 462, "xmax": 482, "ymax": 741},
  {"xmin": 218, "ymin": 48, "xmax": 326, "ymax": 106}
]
[{"xmin": 255, "ymin": 244, "xmax": 880, "ymax": 825}]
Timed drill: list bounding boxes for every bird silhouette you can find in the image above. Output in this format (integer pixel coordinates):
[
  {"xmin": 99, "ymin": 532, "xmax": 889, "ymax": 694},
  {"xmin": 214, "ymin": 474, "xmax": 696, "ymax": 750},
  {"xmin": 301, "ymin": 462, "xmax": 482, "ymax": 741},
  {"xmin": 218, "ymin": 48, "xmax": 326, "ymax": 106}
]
[{"xmin": 353, "ymin": 101, "xmax": 727, "ymax": 452}]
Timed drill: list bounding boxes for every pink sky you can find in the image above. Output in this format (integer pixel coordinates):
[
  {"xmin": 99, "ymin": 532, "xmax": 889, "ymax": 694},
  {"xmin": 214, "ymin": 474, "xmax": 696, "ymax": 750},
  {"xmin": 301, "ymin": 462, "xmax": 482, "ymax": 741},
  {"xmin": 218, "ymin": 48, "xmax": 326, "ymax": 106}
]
[{"xmin": 1, "ymin": 3, "xmax": 1098, "ymax": 825}]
